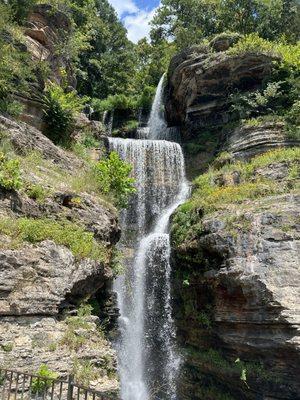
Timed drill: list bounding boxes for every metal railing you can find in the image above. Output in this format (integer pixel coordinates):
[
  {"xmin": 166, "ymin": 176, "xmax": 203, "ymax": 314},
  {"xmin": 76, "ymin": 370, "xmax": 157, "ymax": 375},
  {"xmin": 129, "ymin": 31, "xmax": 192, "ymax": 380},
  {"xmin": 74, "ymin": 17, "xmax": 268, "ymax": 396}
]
[{"xmin": 0, "ymin": 368, "xmax": 115, "ymax": 400}]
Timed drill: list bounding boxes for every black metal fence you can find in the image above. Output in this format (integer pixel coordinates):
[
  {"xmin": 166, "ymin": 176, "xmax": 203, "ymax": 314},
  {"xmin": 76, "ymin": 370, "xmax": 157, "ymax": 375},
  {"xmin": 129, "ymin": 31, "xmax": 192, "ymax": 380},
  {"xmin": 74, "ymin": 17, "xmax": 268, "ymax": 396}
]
[{"xmin": 0, "ymin": 368, "xmax": 115, "ymax": 400}]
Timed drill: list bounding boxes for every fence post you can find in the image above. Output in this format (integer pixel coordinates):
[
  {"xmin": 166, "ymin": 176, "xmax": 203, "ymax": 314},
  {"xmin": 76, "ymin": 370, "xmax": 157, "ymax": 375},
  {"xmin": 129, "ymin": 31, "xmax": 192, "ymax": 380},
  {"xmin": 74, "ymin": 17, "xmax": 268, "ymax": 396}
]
[{"xmin": 67, "ymin": 375, "xmax": 74, "ymax": 400}]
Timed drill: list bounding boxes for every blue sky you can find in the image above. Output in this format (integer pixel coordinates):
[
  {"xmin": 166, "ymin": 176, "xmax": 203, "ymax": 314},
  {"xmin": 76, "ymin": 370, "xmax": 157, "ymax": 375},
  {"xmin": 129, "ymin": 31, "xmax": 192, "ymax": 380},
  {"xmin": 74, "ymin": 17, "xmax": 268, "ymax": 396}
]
[{"xmin": 108, "ymin": 0, "xmax": 160, "ymax": 42}]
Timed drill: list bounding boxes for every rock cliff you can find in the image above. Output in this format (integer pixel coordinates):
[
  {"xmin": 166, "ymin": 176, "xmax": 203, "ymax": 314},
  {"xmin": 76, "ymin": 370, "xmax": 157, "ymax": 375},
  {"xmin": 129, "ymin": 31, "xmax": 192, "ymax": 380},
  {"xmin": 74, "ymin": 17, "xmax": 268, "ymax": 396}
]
[
  {"xmin": 0, "ymin": 116, "xmax": 120, "ymax": 395},
  {"xmin": 16, "ymin": 4, "xmax": 76, "ymax": 131},
  {"xmin": 166, "ymin": 42, "xmax": 300, "ymax": 400}
]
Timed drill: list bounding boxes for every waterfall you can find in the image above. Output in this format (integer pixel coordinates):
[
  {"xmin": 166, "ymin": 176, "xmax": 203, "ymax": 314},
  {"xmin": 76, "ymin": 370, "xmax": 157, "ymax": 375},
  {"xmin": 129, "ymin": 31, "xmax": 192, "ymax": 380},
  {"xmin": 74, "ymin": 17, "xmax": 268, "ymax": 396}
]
[
  {"xmin": 108, "ymin": 77, "xmax": 189, "ymax": 400},
  {"xmin": 148, "ymin": 75, "xmax": 167, "ymax": 140}
]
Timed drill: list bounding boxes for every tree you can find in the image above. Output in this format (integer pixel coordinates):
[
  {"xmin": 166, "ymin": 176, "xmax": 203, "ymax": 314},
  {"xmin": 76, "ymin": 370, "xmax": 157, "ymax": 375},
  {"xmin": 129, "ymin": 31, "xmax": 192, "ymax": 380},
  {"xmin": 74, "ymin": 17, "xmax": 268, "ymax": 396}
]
[{"xmin": 151, "ymin": 0, "xmax": 300, "ymax": 49}]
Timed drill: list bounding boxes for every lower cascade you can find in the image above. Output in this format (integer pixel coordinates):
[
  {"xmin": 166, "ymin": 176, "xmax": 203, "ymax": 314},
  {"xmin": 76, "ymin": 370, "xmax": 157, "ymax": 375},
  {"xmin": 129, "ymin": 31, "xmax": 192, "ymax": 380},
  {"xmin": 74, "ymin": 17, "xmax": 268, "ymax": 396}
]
[{"xmin": 108, "ymin": 137, "xmax": 189, "ymax": 400}]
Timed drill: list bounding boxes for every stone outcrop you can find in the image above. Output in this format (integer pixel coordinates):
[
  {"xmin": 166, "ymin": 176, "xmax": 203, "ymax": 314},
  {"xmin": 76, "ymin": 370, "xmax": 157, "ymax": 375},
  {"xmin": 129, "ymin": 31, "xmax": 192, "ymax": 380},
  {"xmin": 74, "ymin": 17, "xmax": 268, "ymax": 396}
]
[
  {"xmin": 167, "ymin": 41, "xmax": 300, "ymax": 400},
  {"xmin": 19, "ymin": 4, "xmax": 76, "ymax": 130},
  {"xmin": 171, "ymin": 161, "xmax": 300, "ymax": 400},
  {"xmin": 165, "ymin": 48, "xmax": 274, "ymax": 137},
  {"xmin": 0, "ymin": 316, "xmax": 118, "ymax": 394},
  {"xmin": 0, "ymin": 117, "xmax": 120, "ymax": 395},
  {"xmin": 225, "ymin": 122, "xmax": 300, "ymax": 160}
]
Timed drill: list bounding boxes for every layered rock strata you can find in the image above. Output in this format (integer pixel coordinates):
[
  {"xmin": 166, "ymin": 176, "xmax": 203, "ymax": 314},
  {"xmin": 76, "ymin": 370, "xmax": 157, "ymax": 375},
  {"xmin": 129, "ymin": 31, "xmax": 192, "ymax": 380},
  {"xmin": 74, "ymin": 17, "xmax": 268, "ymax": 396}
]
[{"xmin": 0, "ymin": 117, "xmax": 120, "ymax": 395}]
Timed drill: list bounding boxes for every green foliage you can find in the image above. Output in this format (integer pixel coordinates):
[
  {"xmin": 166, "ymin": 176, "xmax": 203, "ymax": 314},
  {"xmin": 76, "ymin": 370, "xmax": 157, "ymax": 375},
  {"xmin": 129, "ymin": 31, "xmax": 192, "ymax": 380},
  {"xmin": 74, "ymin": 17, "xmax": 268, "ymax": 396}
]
[
  {"xmin": 25, "ymin": 183, "xmax": 48, "ymax": 203},
  {"xmin": 151, "ymin": 0, "xmax": 300, "ymax": 50},
  {"xmin": 231, "ymin": 82, "xmax": 284, "ymax": 119},
  {"xmin": 94, "ymin": 151, "xmax": 136, "ymax": 208},
  {"xmin": 72, "ymin": 359, "xmax": 98, "ymax": 387},
  {"xmin": 31, "ymin": 365, "xmax": 58, "ymax": 395},
  {"xmin": 92, "ymin": 94, "xmax": 137, "ymax": 113},
  {"xmin": 0, "ymin": 4, "xmax": 33, "ymax": 114},
  {"xmin": 77, "ymin": 303, "xmax": 93, "ymax": 318},
  {"xmin": 228, "ymin": 34, "xmax": 300, "ymax": 69},
  {"xmin": 228, "ymin": 35, "xmax": 300, "ymax": 130},
  {"xmin": 1, "ymin": 343, "xmax": 13, "ymax": 352},
  {"xmin": 43, "ymin": 83, "xmax": 88, "ymax": 145},
  {"xmin": 0, "ymin": 151, "xmax": 22, "ymax": 190},
  {"xmin": 5, "ymin": 0, "xmax": 37, "ymax": 23},
  {"xmin": 0, "ymin": 217, "xmax": 108, "ymax": 261}
]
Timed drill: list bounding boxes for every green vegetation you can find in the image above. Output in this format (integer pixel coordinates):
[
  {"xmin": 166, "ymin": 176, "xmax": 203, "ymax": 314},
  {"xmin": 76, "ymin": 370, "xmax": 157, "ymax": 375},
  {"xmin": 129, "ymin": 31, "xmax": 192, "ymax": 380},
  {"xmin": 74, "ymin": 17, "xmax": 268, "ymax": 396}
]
[
  {"xmin": 94, "ymin": 151, "xmax": 136, "ymax": 208},
  {"xmin": 31, "ymin": 365, "xmax": 58, "ymax": 395},
  {"xmin": 43, "ymin": 83, "xmax": 87, "ymax": 145},
  {"xmin": 151, "ymin": 0, "xmax": 299, "ymax": 50},
  {"xmin": 0, "ymin": 151, "xmax": 22, "ymax": 190},
  {"xmin": 226, "ymin": 34, "xmax": 300, "ymax": 134},
  {"xmin": 1, "ymin": 343, "xmax": 13, "ymax": 352},
  {"xmin": 25, "ymin": 183, "xmax": 48, "ymax": 203},
  {"xmin": 0, "ymin": 216, "xmax": 108, "ymax": 261},
  {"xmin": 187, "ymin": 347, "xmax": 281, "ymax": 384},
  {"xmin": 61, "ymin": 304, "xmax": 104, "ymax": 351},
  {"xmin": 172, "ymin": 148, "xmax": 300, "ymax": 246},
  {"xmin": 0, "ymin": 4, "xmax": 33, "ymax": 116}
]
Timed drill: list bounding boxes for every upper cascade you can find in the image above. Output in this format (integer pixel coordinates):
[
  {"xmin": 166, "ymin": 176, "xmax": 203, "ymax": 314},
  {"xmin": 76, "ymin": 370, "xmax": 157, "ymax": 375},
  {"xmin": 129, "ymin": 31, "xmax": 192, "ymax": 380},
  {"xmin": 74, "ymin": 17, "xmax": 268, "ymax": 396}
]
[
  {"xmin": 148, "ymin": 74, "xmax": 168, "ymax": 140},
  {"xmin": 108, "ymin": 138, "xmax": 186, "ymax": 237}
]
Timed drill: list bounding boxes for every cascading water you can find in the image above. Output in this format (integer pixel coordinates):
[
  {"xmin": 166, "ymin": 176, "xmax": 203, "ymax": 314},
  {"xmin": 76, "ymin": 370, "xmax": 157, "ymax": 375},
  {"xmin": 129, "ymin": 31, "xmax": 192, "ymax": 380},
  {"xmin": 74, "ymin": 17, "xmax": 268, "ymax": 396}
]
[
  {"xmin": 109, "ymin": 77, "xmax": 189, "ymax": 400},
  {"xmin": 148, "ymin": 74, "xmax": 167, "ymax": 140}
]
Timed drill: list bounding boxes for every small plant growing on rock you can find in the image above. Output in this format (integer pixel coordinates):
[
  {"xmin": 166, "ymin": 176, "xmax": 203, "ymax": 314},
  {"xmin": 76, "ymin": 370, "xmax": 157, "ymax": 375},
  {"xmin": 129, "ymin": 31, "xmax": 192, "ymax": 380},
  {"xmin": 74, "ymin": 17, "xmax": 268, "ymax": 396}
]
[
  {"xmin": 0, "ymin": 151, "xmax": 22, "ymax": 190},
  {"xmin": 31, "ymin": 364, "xmax": 58, "ymax": 395},
  {"xmin": 25, "ymin": 183, "xmax": 48, "ymax": 203}
]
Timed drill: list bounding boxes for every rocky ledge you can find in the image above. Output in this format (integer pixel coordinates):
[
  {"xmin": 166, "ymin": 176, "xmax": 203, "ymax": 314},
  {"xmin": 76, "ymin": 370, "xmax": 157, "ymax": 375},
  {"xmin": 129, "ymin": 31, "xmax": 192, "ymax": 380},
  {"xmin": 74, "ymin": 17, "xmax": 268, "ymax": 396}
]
[
  {"xmin": 0, "ymin": 117, "xmax": 120, "ymax": 395},
  {"xmin": 165, "ymin": 45, "xmax": 274, "ymax": 137},
  {"xmin": 171, "ymin": 155, "xmax": 300, "ymax": 400}
]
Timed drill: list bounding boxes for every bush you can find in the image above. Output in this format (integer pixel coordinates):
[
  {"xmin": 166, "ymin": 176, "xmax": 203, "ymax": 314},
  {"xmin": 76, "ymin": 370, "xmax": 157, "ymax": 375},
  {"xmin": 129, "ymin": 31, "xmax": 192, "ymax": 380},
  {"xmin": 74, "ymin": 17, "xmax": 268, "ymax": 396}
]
[
  {"xmin": 31, "ymin": 365, "xmax": 58, "ymax": 395},
  {"xmin": 94, "ymin": 151, "xmax": 136, "ymax": 208},
  {"xmin": 92, "ymin": 93, "xmax": 138, "ymax": 113},
  {"xmin": 43, "ymin": 83, "xmax": 88, "ymax": 145},
  {"xmin": 0, "ymin": 151, "xmax": 22, "ymax": 190},
  {"xmin": 0, "ymin": 217, "xmax": 108, "ymax": 261},
  {"xmin": 25, "ymin": 183, "xmax": 48, "ymax": 202},
  {"xmin": 230, "ymin": 82, "xmax": 284, "ymax": 120},
  {"xmin": 228, "ymin": 34, "xmax": 300, "ymax": 70}
]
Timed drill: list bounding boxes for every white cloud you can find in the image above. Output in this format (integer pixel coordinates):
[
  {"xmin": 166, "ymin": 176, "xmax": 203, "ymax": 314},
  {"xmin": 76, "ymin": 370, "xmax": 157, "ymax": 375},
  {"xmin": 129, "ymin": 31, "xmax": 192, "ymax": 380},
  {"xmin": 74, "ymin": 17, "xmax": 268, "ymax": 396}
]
[
  {"xmin": 109, "ymin": 0, "xmax": 138, "ymax": 16},
  {"xmin": 108, "ymin": 0, "xmax": 158, "ymax": 43},
  {"xmin": 123, "ymin": 8, "xmax": 157, "ymax": 43}
]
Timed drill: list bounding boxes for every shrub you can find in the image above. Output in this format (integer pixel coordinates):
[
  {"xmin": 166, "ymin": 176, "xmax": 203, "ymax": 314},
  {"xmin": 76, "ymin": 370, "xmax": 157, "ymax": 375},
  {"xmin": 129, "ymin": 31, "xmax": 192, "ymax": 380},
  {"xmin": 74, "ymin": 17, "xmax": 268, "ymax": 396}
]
[
  {"xmin": 230, "ymin": 82, "xmax": 284, "ymax": 119},
  {"xmin": 0, "ymin": 151, "xmax": 22, "ymax": 190},
  {"xmin": 228, "ymin": 34, "xmax": 300, "ymax": 70},
  {"xmin": 25, "ymin": 183, "xmax": 48, "ymax": 203},
  {"xmin": 94, "ymin": 151, "xmax": 136, "ymax": 208},
  {"xmin": 0, "ymin": 217, "xmax": 108, "ymax": 261},
  {"xmin": 31, "ymin": 365, "xmax": 58, "ymax": 395},
  {"xmin": 92, "ymin": 93, "xmax": 138, "ymax": 113},
  {"xmin": 43, "ymin": 83, "xmax": 88, "ymax": 145}
]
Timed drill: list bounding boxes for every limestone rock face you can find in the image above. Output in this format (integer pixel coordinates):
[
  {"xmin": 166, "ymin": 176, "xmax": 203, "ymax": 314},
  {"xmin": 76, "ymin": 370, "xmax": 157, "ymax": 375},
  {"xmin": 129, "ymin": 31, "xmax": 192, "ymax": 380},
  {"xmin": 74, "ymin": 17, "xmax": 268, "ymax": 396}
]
[
  {"xmin": 0, "ymin": 240, "xmax": 113, "ymax": 316},
  {"xmin": 226, "ymin": 122, "xmax": 299, "ymax": 160},
  {"xmin": 0, "ymin": 118, "xmax": 120, "ymax": 395},
  {"xmin": 171, "ymin": 175, "xmax": 300, "ymax": 399},
  {"xmin": 0, "ymin": 316, "xmax": 118, "ymax": 394},
  {"xmin": 0, "ymin": 115, "xmax": 81, "ymax": 170},
  {"xmin": 19, "ymin": 4, "xmax": 76, "ymax": 130},
  {"xmin": 165, "ymin": 49, "xmax": 274, "ymax": 137}
]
